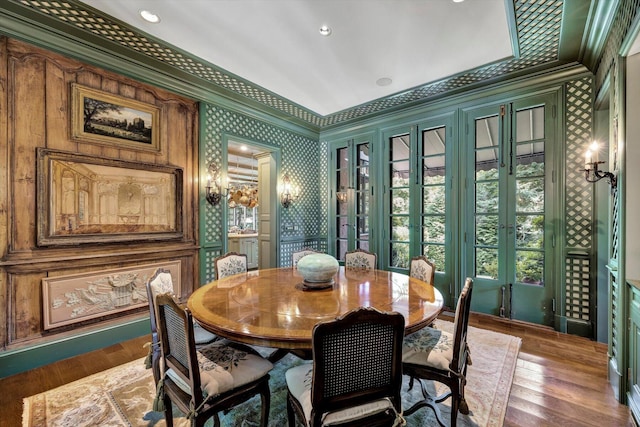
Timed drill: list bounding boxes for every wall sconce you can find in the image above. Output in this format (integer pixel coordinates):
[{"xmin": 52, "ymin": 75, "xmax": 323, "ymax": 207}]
[
  {"xmin": 336, "ymin": 187, "xmax": 348, "ymax": 203},
  {"xmin": 584, "ymin": 141, "xmax": 617, "ymax": 189},
  {"xmin": 205, "ymin": 163, "xmax": 228, "ymax": 206},
  {"xmin": 280, "ymin": 173, "xmax": 300, "ymax": 208}
]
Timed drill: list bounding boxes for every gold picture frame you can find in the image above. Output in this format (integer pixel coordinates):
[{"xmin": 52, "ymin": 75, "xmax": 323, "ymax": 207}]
[
  {"xmin": 37, "ymin": 148, "xmax": 183, "ymax": 246},
  {"xmin": 71, "ymin": 83, "xmax": 161, "ymax": 152}
]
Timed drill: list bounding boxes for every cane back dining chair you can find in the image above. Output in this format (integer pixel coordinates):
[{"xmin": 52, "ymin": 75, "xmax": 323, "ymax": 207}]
[
  {"xmin": 154, "ymin": 293, "xmax": 273, "ymax": 427},
  {"xmin": 344, "ymin": 248, "xmax": 377, "ymax": 270},
  {"xmin": 409, "ymin": 255, "xmax": 436, "ymax": 285},
  {"xmin": 145, "ymin": 268, "xmax": 217, "ymax": 385},
  {"xmin": 285, "ymin": 306, "xmax": 405, "ymax": 427},
  {"xmin": 402, "ymin": 277, "xmax": 474, "ymax": 427},
  {"xmin": 292, "ymin": 247, "xmax": 319, "ymax": 268},
  {"xmin": 214, "ymin": 252, "xmax": 247, "ymax": 279}
]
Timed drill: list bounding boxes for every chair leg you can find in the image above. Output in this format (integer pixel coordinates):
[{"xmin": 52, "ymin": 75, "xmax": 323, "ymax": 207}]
[
  {"xmin": 286, "ymin": 394, "xmax": 296, "ymax": 426},
  {"xmin": 259, "ymin": 379, "xmax": 271, "ymax": 427},
  {"xmin": 459, "ymin": 368, "xmax": 469, "ymax": 415},
  {"xmin": 163, "ymin": 395, "xmax": 174, "ymax": 427},
  {"xmin": 450, "ymin": 395, "xmax": 459, "ymax": 427},
  {"xmin": 403, "ymin": 377, "xmax": 448, "ymax": 427}
]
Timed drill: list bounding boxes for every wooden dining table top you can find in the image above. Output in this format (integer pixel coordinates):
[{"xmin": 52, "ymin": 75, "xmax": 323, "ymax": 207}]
[{"xmin": 187, "ymin": 266, "xmax": 444, "ymax": 351}]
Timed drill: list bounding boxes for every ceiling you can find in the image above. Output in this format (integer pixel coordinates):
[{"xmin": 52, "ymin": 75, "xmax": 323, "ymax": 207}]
[
  {"xmin": 79, "ymin": 0, "xmax": 513, "ymax": 116},
  {"xmin": 9, "ymin": 0, "xmax": 598, "ymax": 127}
]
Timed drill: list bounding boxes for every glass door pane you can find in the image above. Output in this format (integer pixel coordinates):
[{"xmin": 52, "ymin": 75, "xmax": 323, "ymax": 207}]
[
  {"xmin": 421, "ymin": 126, "xmax": 447, "ymax": 271},
  {"xmin": 474, "ymin": 114, "xmax": 501, "ymax": 280},
  {"xmin": 514, "ymin": 106, "xmax": 545, "ymax": 285},
  {"xmin": 356, "ymin": 142, "xmax": 370, "ymax": 251},
  {"xmin": 335, "ymin": 146, "xmax": 349, "ymax": 260},
  {"xmin": 389, "ymin": 134, "xmax": 411, "ymax": 268},
  {"xmin": 331, "ymin": 135, "xmax": 374, "ymax": 262}
]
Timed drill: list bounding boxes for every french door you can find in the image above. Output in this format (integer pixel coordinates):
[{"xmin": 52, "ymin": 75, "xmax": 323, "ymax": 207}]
[
  {"xmin": 464, "ymin": 94, "xmax": 557, "ymax": 325},
  {"xmin": 333, "ymin": 134, "xmax": 374, "ymax": 262},
  {"xmin": 381, "ymin": 115, "xmax": 455, "ymax": 304}
]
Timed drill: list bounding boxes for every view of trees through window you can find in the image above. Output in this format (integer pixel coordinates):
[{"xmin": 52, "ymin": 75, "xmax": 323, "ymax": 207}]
[
  {"xmin": 389, "ymin": 126, "xmax": 447, "ymax": 271},
  {"xmin": 475, "ymin": 162, "xmax": 545, "ymax": 284},
  {"xmin": 474, "ymin": 106, "xmax": 546, "ymax": 286}
]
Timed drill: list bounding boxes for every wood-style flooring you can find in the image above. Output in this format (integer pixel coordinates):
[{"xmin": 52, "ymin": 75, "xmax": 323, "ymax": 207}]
[{"xmin": 0, "ymin": 313, "xmax": 635, "ymax": 427}]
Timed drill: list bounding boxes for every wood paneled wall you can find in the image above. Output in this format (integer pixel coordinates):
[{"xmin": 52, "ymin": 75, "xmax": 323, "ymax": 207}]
[{"xmin": 0, "ymin": 37, "xmax": 199, "ymax": 351}]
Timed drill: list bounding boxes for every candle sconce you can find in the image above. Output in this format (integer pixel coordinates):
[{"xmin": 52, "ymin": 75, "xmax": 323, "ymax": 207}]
[
  {"xmin": 336, "ymin": 187, "xmax": 348, "ymax": 204},
  {"xmin": 280, "ymin": 173, "xmax": 300, "ymax": 208},
  {"xmin": 205, "ymin": 163, "xmax": 228, "ymax": 206},
  {"xmin": 584, "ymin": 141, "xmax": 616, "ymax": 190}
]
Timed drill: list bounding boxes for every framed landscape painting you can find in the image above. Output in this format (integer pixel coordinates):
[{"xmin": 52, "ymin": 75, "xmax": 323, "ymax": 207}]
[
  {"xmin": 71, "ymin": 83, "xmax": 161, "ymax": 152},
  {"xmin": 37, "ymin": 148, "xmax": 183, "ymax": 246}
]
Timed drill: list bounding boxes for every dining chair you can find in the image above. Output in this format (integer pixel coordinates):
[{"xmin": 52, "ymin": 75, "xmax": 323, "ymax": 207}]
[
  {"xmin": 402, "ymin": 277, "xmax": 474, "ymax": 427},
  {"xmin": 344, "ymin": 248, "xmax": 377, "ymax": 270},
  {"xmin": 145, "ymin": 268, "xmax": 217, "ymax": 385},
  {"xmin": 291, "ymin": 247, "xmax": 319, "ymax": 268},
  {"xmin": 154, "ymin": 293, "xmax": 273, "ymax": 427},
  {"xmin": 285, "ymin": 306, "xmax": 405, "ymax": 427},
  {"xmin": 409, "ymin": 255, "xmax": 436, "ymax": 285},
  {"xmin": 214, "ymin": 251, "xmax": 247, "ymax": 279}
]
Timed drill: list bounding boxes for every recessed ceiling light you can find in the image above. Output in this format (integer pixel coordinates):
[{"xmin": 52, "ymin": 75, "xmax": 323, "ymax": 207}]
[
  {"xmin": 453, "ymin": 0, "xmax": 465, "ymax": 3},
  {"xmin": 319, "ymin": 25, "xmax": 332, "ymax": 36},
  {"xmin": 140, "ymin": 10, "xmax": 160, "ymax": 24},
  {"xmin": 376, "ymin": 77, "xmax": 393, "ymax": 87}
]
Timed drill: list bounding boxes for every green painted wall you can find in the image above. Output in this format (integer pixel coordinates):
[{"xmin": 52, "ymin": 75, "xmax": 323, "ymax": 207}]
[{"xmin": 198, "ymin": 103, "xmax": 327, "ymax": 284}]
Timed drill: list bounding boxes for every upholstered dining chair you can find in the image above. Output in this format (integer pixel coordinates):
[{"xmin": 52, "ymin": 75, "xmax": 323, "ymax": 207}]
[
  {"xmin": 409, "ymin": 255, "xmax": 436, "ymax": 285},
  {"xmin": 292, "ymin": 247, "xmax": 319, "ymax": 268},
  {"xmin": 344, "ymin": 248, "xmax": 377, "ymax": 270},
  {"xmin": 285, "ymin": 306, "xmax": 405, "ymax": 427},
  {"xmin": 145, "ymin": 268, "xmax": 217, "ymax": 385},
  {"xmin": 154, "ymin": 293, "xmax": 273, "ymax": 427},
  {"xmin": 214, "ymin": 252, "xmax": 247, "ymax": 279},
  {"xmin": 402, "ymin": 277, "xmax": 474, "ymax": 427}
]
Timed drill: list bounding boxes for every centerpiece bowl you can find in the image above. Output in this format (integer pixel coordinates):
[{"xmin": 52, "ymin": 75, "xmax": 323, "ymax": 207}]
[{"xmin": 296, "ymin": 253, "xmax": 339, "ymax": 290}]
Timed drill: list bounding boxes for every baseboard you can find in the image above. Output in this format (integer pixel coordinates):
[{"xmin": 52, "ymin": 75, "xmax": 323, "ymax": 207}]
[{"xmin": 0, "ymin": 317, "xmax": 150, "ymax": 379}]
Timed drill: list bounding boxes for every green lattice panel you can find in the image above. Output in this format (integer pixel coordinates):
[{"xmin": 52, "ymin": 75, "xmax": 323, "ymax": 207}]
[
  {"xmin": 596, "ymin": 0, "xmax": 640, "ymax": 90},
  {"xmin": 319, "ymin": 140, "xmax": 329, "ymax": 238},
  {"xmin": 592, "ymin": 0, "xmax": 638, "ymax": 362},
  {"xmin": 565, "ymin": 255, "xmax": 590, "ymax": 321},
  {"xmin": 15, "ymin": 0, "xmax": 566, "ymax": 128},
  {"xmin": 280, "ymin": 241, "xmax": 324, "ymax": 268},
  {"xmin": 201, "ymin": 103, "xmax": 323, "ymax": 246},
  {"xmin": 202, "ymin": 248, "xmax": 222, "ymax": 284},
  {"xmin": 564, "ymin": 77, "xmax": 593, "ymax": 249}
]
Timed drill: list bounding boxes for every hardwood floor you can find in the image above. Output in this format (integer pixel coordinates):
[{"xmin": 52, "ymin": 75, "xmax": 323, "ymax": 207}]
[
  {"xmin": 0, "ymin": 313, "xmax": 635, "ymax": 427},
  {"xmin": 467, "ymin": 314, "xmax": 635, "ymax": 427}
]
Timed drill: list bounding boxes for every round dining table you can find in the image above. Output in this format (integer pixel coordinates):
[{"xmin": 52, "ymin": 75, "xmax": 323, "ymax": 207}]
[{"xmin": 188, "ymin": 266, "xmax": 444, "ymax": 354}]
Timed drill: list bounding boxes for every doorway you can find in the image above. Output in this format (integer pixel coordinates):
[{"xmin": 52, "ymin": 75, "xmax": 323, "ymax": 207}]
[{"xmin": 224, "ymin": 138, "xmax": 280, "ymax": 269}]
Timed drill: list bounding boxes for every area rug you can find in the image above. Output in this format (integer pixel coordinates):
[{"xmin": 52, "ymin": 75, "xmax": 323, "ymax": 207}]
[{"xmin": 22, "ymin": 320, "xmax": 521, "ymax": 427}]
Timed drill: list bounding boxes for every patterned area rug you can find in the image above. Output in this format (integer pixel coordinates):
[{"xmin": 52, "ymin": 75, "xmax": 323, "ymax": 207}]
[{"xmin": 22, "ymin": 321, "xmax": 521, "ymax": 427}]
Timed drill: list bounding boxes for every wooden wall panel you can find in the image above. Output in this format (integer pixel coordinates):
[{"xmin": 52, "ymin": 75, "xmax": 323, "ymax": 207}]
[
  {"xmin": 0, "ymin": 37, "xmax": 8, "ymax": 349},
  {"xmin": 0, "ymin": 37, "xmax": 200, "ymax": 350}
]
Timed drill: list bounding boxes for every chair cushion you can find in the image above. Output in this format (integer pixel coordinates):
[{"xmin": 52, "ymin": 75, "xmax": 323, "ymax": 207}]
[
  {"xmin": 149, "ymin": 272, "xmax": 175, "ymax": 296},
  {"xmin": 345, "ymin": 252, "xmax": 375, "ymax": 269},
  {"xmin": 149, "ymin": 273, "xmax": 217, "ymax": 345},
  {"xmin": 409, "ymin": 261, "xmax": 431, "ymax": 283},
  {"xmin": 193, "ymin": 322, "xmax": 218, "ymax": 345},
  {"xmin": 285, "ymin": 363, "xmax": 396, "ymax": 426},
  {"xmin": 402, "ymin": 326, "xmax": 454, "ymax": 371},
  {"xmin": 216, "ymin": 256, "xmax": 247, "ymax": 279},
  {"xmin": 166, "ymin": 339, "xmax": 272, "ymax": 398}
]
